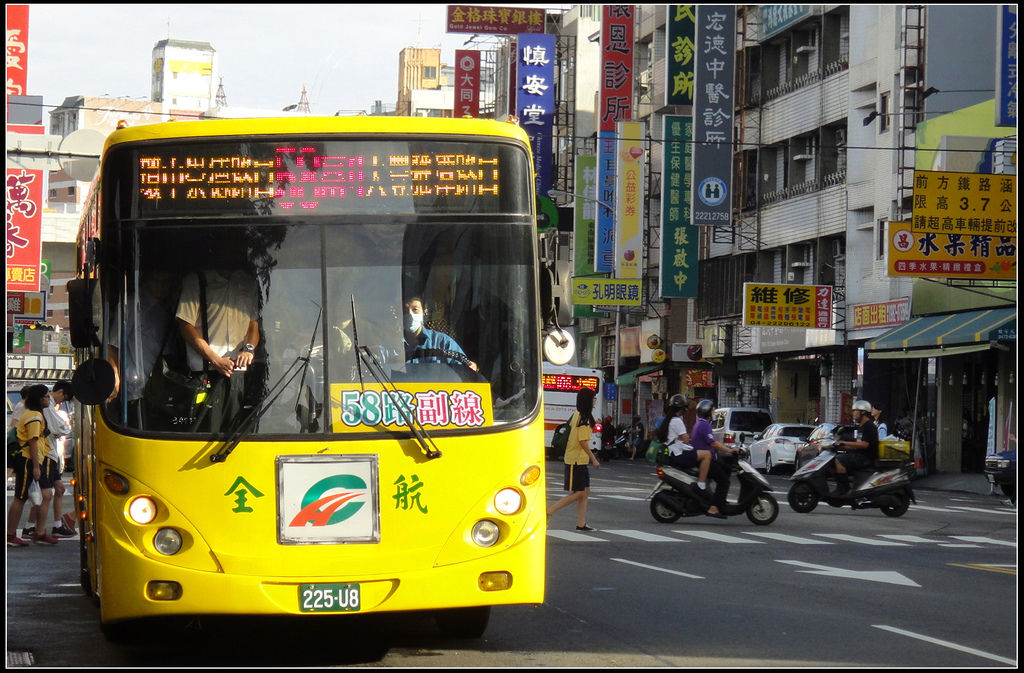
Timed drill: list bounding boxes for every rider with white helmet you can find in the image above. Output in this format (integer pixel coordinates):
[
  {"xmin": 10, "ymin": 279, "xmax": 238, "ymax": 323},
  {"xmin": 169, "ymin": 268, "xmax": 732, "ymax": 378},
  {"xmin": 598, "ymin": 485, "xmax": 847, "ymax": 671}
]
[{"xmin": 833, "ymin": 399, "xmax": 879, "ymax": 493}]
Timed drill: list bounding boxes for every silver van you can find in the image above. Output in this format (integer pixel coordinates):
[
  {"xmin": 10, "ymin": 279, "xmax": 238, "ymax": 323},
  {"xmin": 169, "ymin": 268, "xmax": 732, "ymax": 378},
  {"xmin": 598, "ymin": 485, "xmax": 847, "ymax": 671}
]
[{"xmin": 711, "ymin": 407, "xmax": 773, "ymax": 449}]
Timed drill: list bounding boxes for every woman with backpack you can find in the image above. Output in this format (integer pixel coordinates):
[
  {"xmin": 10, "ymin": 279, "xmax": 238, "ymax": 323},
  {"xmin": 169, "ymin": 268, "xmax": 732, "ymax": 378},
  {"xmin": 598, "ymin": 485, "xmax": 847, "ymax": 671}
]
[{"xmin": 547, "ymin": 388, "xmax": 600, "ymax": 531}]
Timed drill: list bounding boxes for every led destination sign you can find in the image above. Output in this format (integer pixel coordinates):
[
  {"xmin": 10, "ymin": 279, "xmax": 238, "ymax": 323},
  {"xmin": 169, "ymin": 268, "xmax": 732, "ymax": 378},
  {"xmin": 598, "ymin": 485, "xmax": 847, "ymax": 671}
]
[
  {"xmin": 543, "ymin": 374, "xmax": 599, "ymax": 393},
  {"xmin": 128, "ymin": 140, "xmax": 525, "ymax": 217}
]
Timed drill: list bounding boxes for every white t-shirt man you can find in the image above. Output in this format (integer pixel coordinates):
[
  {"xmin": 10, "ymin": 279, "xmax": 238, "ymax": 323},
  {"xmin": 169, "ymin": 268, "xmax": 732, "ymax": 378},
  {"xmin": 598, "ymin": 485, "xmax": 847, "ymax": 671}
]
[{"xmin": 176, "ymin": 270, "xmax": 259, "ymax": 372}]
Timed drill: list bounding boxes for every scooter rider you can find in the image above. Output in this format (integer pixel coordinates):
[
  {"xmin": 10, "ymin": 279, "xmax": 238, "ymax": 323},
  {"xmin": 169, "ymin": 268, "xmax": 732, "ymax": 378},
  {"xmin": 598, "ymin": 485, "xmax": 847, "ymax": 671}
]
[
  {"xmin": 833, "ymin": 399, "xmax": 879, "ymax": 493},
  {"xmin": 690, "ymin": 399, "xmax": 739, "ymax": 518}
]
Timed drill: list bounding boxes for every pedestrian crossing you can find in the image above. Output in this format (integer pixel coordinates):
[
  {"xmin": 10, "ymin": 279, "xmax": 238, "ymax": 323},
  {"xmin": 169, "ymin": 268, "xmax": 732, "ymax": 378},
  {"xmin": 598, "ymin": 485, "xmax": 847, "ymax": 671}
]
[{"xmin": 546, "ymin": 527, "xmax": 1016, "ymax": 549}]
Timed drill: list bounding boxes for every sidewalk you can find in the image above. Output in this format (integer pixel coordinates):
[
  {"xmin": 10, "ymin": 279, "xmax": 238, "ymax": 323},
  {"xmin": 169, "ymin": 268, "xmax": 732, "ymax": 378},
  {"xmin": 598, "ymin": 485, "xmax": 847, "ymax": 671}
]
[{"xmin": 913, "ymin": 470, "xmax": 1009, "ymax": 498}]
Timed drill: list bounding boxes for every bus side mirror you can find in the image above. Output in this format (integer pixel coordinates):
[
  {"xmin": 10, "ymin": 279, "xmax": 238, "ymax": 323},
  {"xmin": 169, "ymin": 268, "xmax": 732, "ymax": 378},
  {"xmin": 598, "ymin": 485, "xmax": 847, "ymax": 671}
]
[{"xmin": 67, "ymin": 278, "xmax": 101, "ymax": 348}]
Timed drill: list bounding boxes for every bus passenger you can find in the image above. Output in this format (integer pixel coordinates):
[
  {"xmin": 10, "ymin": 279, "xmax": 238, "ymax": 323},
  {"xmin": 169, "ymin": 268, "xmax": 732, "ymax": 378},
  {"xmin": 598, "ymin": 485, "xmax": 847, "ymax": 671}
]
[
  {"xmin": 402, "ymin": 296, "xmax": 477, "ymax": 371},
  {"xmin": 176, "ymin": 269, "xmax": 260, "ymax": 433}
]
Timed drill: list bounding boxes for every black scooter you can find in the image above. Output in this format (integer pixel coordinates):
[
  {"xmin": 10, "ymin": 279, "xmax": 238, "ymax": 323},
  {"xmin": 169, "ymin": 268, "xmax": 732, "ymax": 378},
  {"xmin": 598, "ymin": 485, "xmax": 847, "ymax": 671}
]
[
  {"xmin": 648, "ymin": 449, "xmax": 780, "ymax": 525},
  {"xmin": 787, "ymin": 440, "xmax": 916, "ymax": 517}
]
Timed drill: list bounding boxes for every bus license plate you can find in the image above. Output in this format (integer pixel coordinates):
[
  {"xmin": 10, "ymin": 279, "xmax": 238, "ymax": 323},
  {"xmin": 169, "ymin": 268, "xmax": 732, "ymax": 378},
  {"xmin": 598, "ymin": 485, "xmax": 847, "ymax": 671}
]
[{"xmin": 299, "ymin": 583, "xmax": 361, "ymax": 613}]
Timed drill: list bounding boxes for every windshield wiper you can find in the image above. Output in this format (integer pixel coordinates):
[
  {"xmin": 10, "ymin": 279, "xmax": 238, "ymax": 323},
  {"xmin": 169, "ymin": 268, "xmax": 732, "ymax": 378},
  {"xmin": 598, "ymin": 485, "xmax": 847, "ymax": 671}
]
[
  {"xmin": 350, "ymin": 294, "xmax": 441, "ymax": 460},
  {"xmin": 209, "ymin": 305, "xmax": 323, "ymax": 463}
]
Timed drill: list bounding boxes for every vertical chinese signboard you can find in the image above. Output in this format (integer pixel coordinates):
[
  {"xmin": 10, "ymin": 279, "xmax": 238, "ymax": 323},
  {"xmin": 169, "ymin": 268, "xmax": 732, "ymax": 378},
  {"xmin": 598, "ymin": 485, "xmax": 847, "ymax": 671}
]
[
  {"xmin": 516, "ymin": 32, "xmax": 555, "ymax": 198},
  {"xmin": 996, "ymin": 5, "xmax": 1017, "ymax": 127},
  {"xmin": 665, "ymin": 5, "xmax": 696, "ymax": 107},
  {"xmin": 691, "ymin": 6, "xmax": 735, "ymax": 227},
  {"xmin": 615, "ymin": 120, "xmax": 644, "ymax": 279},
  {"xmin": 661, "ymin": 115, "xmax": 697, "ymax": 298},
  {"xmin": 743, "ymin": 283, "xmax": 833, "ymax": 329},
  {"xmin": 596, "ymin": 5, "xmax": 634, "ymax": 273},
  {"xmin": 7, "ymin": 4, "xmax": 43, "ymax": 293},
  {"xmin": 573, "ymin": 155, "xmax": 602, "ymax": 318},
  {"xmin": 453, "ymin": 50, "xmax": 480, "ymax": 117}
]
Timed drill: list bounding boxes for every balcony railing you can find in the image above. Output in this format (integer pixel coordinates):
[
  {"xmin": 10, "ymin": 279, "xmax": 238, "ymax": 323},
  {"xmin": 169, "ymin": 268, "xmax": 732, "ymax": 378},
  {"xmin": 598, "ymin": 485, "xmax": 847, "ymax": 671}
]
[{"xmin": 759, "ymin": 169, "xmax": 846, "ymax": 207}]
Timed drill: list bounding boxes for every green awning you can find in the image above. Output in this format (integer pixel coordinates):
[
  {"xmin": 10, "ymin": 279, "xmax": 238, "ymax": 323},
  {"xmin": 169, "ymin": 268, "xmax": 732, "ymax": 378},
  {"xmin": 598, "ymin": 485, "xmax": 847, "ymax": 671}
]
[
  {"xmin": 616, "ymin": 364, "xmax": 664, "ymax": 386},
  {"xmin": 866, "ymin": 307, "xmax": 1016, "ymax": 356}
]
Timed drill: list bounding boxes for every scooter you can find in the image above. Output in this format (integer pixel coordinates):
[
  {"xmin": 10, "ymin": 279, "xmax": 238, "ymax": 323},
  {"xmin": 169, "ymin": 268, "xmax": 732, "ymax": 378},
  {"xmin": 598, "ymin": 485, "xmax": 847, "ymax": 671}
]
[
  {"xmin": 598, "ymin": 428, "xmax": 631, "ymax": 461},
  {"xmin": 648, "ymin": 449, "xmax": 780, "ymax": 526},
  {"xmin": 787, "ymin": 441, "xmax": 916, "ymax": 517}
]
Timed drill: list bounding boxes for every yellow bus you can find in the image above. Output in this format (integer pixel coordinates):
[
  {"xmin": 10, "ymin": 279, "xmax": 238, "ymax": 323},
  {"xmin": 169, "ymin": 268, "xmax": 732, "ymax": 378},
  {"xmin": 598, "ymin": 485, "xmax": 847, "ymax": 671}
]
[{"xmin": 67, "ymin": 116, "xmax": 547, "ymax": 640}]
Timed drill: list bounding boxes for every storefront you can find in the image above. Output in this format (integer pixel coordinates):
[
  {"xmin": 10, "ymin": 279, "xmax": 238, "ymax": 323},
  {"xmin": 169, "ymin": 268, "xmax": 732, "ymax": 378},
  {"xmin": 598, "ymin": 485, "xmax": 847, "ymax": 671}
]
[{"xmin": 866, "ymin": 307, "xmax": 1016, "ymax": 474}]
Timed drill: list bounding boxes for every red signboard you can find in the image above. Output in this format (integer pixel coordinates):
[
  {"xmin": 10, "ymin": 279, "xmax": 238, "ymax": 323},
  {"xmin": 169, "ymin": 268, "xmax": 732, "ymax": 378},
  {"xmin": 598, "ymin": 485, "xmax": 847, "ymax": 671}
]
[
  {"xmin": 6, "ymin": 167, "xmax": 43, "ymax": 292},
  {"xmin": 599, "ymin": 5, "xmax": 634, "ymax": 132},
  {"xmin": 6, "ymin": 4, "xmax": 30, "ymax": 98},
  {"xmin": 454, "ymin": 49, "xmax": 480, "ymax": 118},
  {"xmin": 446, "ymin": 5, "xmax": 546, "ymax": 34}
]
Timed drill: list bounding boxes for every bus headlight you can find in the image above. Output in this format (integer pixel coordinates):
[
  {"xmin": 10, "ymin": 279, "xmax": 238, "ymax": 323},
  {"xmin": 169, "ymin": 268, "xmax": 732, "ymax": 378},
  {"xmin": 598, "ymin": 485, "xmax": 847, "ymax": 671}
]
[
  {"xmin": 153, "ymin": 528, "xmax": 183, "ymax": 555},
  {"xmin": 494, "ymin": 488, "xmax": 523, "ymax": 515},
  {"xmin": 471, "ymin": 520, "xmax": 500, "ymax": 547},
  {"xmin": 128, "ymin": 496, "xmax": 157, "ymax": 525}
]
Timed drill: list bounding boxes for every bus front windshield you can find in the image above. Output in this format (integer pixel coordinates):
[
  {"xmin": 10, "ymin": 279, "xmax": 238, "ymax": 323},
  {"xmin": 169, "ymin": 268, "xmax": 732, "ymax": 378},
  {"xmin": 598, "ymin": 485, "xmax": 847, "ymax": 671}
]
[{"xmin": 103, "ymin": 219, "xmax": 537, "ymax": 437}]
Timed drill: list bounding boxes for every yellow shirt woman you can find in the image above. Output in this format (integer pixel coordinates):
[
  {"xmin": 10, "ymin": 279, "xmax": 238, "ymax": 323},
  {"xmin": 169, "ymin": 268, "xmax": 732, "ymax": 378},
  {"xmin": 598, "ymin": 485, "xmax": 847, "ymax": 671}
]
[{"xmin": 562, "ymin": 412, "xmax": 593, "ymax": 466}]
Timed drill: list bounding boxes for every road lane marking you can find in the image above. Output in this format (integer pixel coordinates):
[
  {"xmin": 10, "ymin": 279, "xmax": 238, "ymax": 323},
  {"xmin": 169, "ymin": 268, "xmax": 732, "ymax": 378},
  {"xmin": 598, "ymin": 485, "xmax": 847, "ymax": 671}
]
[
  {"xmin": 547, "ymin": 530, "xmax": 607, "ymax": 541},
  {"xmin": 814, "ymin": 534, "xmax": 909, "ymax": 546},
  {"xmin": 745, "ymin": 532, "xmax": 832, "ymax": 544},
  {"xmin": 776, "ymin": 560, "xmax": 920, "ymax": 587},
  {"xmin": 872, "ymin": 624, "xmax": 1016, "ymax": 666},
  {"xmin": 674, "ymin": 530, "xmax": 764, "ymax": 544},
  {"xmin": 950, "ymin": 536, "xmax": 1016, "ymax": 547},
  {"xmin": 610, "ymin": 557, "xmax": 704, "ymax": 579},
  {"xmin": 596, "ymin": 494, "xmax": 647, "ymax": 501},
  {"xmin": 604, "ymin": 529, "xmax": 686, "ymax": 542}
]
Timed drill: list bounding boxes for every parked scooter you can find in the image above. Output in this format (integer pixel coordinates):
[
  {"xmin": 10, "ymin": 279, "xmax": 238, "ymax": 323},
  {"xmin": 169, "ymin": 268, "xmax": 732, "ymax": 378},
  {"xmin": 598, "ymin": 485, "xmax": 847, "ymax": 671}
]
[
  {"xmin": 648, "ymin": 449, "xmax": 780, "ymax": 525},
  {"xmin": 598, "ymin": 428, "xmax": 631, "ymax": 461},
  {"xmin": 787, "ymin": 439, "xmax": 916, "ymax": 517}
]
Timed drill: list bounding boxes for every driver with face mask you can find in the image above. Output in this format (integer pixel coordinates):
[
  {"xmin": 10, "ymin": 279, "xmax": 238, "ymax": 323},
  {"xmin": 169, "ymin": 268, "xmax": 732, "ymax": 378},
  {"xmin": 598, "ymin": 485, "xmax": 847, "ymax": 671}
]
[{"xmin": 402, "ymin": 296, "xmax": 477, "ymax": 371}]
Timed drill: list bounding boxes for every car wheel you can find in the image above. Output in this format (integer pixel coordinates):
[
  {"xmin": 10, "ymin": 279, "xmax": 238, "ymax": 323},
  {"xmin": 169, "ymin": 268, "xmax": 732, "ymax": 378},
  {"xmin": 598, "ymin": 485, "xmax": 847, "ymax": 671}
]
[
  {"xmin": 764, "ymin": 453, "xmax": 774, "ymax": 475},
  {"xmin": 999, "ymin": 483, "xmax": 1016, "ymax": 505}
]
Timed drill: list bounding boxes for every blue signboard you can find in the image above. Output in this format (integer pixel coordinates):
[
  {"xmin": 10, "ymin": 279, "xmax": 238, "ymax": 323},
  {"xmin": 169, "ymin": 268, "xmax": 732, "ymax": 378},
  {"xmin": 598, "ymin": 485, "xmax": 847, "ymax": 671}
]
[
  {"xmin": 516, "ymin": 33, "xmax": 555, "ymax": 196},
  {"xmin": 996, "ymin": 5, "xmax": 1017, "ymax": 127}
]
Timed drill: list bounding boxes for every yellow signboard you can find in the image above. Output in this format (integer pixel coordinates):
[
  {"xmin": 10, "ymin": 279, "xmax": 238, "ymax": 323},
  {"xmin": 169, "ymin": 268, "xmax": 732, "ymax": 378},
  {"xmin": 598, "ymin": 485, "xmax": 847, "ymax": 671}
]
[
  {"xmin": 571, "ymin": 277, "xmax": 643, "ymax": 306},
  {"xmin": 743, "ymin": 283, "xmax": 833, "ymax": 328},
  {"xmin": 887, "ymin": 224, "xmax": 1017, "ymax": 280},
  {"xmin": 329, "ymin": 383, "xmax": 492, "ymax": 431},
  {"xmin": 911, "ymin": 170, "xmax": 1016, "ymax": 238}
]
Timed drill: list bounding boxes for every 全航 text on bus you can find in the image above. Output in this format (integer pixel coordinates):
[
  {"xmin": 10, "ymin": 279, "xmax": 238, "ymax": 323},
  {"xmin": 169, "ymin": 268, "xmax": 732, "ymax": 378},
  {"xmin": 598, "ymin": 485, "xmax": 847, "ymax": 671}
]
[{"xmin": 66, "ymin": 116, "xmax": 554, "ymax": 640}]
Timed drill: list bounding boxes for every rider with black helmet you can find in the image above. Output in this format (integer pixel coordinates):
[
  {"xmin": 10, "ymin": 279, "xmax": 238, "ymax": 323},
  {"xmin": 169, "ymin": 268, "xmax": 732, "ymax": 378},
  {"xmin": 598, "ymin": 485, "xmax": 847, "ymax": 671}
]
[{"xmin": 689, "ymin": 399, "xmax": 739, "ymax": 518}]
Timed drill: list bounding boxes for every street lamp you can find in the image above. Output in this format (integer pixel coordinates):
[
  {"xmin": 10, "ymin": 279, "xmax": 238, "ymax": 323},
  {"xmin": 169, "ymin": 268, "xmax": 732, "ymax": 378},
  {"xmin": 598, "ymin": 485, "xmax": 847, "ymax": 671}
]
[{"xmin": 547, "ymin": 188, "xmax": 613, "ymax": 213}]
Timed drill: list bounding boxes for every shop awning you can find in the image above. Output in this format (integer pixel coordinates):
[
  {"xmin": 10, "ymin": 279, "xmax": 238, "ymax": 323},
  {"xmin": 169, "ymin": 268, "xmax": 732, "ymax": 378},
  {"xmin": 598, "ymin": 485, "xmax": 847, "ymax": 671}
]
[
  {"xmin": 616, "ymin": 364, "xmax": 664, "ymax": 386},
  {"xmin": 866, "ymin": 307, "xmax": 1016, "ymax": 358}
]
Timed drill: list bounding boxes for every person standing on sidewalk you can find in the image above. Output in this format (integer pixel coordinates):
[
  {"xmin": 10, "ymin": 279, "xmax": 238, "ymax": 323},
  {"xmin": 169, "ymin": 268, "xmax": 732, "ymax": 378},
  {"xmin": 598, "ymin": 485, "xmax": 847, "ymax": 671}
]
[
  {"xmin": 7, "ymin": 384, "xmax": 59, "ymax": 546},
  {"xmin": 23, "ymin": 381, "xmax": 76, "ymax": 539}
]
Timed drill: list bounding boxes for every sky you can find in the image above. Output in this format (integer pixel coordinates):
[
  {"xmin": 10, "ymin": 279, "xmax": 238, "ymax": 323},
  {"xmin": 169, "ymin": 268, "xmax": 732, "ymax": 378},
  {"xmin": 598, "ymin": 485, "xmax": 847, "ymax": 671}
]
[{"xmin": 23, "ymin": 3, "xmax": 535, "ymax": 117}]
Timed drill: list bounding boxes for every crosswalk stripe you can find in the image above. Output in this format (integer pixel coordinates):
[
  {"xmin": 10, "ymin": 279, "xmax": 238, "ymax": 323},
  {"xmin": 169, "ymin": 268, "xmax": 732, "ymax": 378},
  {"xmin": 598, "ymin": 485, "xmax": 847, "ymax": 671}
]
[
  {"xmin": 947, "ymin": 506, "xmax": 1018, "ymax": 516},
  {"xmin": 674, "ymin": 530, "xmax": 764, "ymax": 544},
  {"xmin": 604, "ymin": 529, "xmax": 686, "ymax": 542},
  {"xmin": 595, "ymin": 495, "xmax": 647, "ymax": 502},
  {"xmin": 547, "ymin": 530, "xmax": 606, "ymax": 541},
  {"xmin": 814, "ymin": 534, "xmax": 909, "ymax": 546},
  {"xmin": 950, "ymin": 536, "xmax": 1016, "ymax": 547},
  {"xmin": 745, "ymin": 532, "xmax": 832, "ymax": 544}
]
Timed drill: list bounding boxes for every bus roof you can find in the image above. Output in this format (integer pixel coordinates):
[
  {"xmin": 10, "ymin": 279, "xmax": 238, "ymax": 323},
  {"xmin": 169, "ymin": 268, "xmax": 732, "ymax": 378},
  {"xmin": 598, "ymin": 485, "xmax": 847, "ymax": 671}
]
[{"xmin": 102, "ymin": 116, "xmax": 531, "ymax": 153}]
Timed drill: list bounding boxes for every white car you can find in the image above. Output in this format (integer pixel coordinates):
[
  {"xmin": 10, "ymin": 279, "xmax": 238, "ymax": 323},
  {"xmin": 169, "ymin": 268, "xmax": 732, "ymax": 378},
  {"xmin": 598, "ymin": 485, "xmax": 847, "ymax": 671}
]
[{"xmin": 747, "ymin": 423, "xmax": 815, "ymax": 474}]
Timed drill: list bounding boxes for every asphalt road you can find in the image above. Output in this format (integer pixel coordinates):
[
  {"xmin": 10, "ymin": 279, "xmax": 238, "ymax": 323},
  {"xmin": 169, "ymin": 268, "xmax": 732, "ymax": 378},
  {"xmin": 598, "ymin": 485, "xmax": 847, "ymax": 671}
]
[{"xmin": 6, "ymin": 460, "xmax": 1017, "ymax": 667}]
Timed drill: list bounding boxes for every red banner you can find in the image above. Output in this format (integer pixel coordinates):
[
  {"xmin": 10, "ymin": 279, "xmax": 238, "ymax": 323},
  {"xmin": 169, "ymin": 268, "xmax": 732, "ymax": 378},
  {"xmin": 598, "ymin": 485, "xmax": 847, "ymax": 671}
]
[
  {"xmin": 454, "ymin": 50, "xmax": 480, "ymax": 118},
  {"xmin": 447, "ymin": 5, "xmax": 546, "ymax": 34},
  {"xmin": 6, "ymin": 4, "xmax": 30, "ymax": 98},
  {"xmin": 599, "ymin": 5, "xmax": 634, "ymax": 132},
  {"xmin": 6, "ymin": 167, "xmax": 43, "ymax": 292}
]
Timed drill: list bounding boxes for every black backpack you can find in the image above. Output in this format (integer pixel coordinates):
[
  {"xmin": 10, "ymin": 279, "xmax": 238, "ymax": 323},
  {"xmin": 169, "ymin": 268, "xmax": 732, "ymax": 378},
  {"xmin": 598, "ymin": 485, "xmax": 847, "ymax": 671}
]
[{"xmin": 551, "ymin": 414, "xmax": 576, "ymax": 455}]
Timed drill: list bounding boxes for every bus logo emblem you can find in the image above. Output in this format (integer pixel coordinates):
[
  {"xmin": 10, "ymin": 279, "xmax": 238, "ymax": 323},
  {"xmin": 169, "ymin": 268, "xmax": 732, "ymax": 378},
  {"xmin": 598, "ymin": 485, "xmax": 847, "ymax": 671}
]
[{"xmin": 289, "ymin": 474, "xmax": 367, "ymax": 527}]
